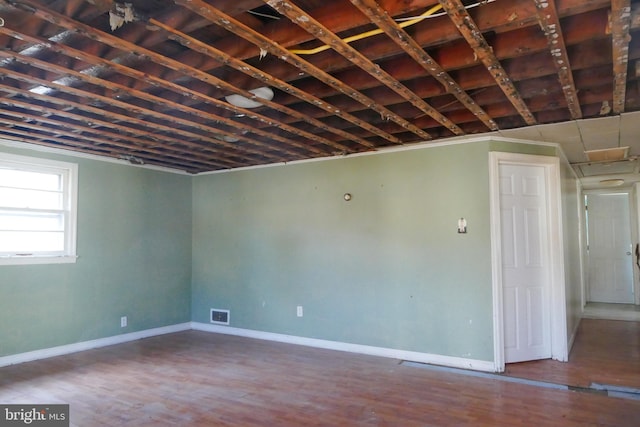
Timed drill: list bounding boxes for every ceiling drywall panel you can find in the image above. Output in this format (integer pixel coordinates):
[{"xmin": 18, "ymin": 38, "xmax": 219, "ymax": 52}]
[
  {"xmin": 620, "ymin": 111, "xmax": 640, "ymax": 157},
  {"xmin": 538, "ymin": 121, "xmax": 581, "ymax": 144},
  {"xmin": 559, "ymin": 143, "xmax": 587, "ymax": 162},
  {"xmin": 578, "ymin": 116, "xmax": 621, "ymax": 151}
]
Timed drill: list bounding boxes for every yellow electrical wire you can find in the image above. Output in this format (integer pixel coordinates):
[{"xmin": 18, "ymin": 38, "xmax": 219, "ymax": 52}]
[{"xmin": 288, "ymin": 4, "xmax": 443, "ymax": 55}]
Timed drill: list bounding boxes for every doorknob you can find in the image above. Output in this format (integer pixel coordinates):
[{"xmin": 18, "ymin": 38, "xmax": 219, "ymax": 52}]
[{"xmin": 627, "ymin": 251, "xmax": 632, "ymax": 255}]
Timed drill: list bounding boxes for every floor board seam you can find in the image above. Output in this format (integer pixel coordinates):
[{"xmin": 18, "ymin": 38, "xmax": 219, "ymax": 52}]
[{"xmin": 401, "ymin": 360, "xmax": 640, "ymax": 400}]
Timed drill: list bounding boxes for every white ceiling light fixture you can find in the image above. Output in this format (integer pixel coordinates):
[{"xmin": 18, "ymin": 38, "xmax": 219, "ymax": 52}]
[
  {"xmin": 599, "ymin": 178, "xmax": 625, "ymax": 187},
  {"xmin": 225, "ymin": 87, "xmax": 274, "ymax": 109},
  {"xmin": 213, "ymin": 134, "xmax": 239, "ymax": 143}
]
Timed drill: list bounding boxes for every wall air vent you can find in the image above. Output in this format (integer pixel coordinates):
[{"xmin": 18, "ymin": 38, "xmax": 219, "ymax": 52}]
[{"xmin": 210, "ymin": 308, "xmax": 230, "ymax": 325}]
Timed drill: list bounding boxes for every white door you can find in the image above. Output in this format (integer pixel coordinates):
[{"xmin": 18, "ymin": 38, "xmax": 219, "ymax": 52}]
[
  {"xmin": 586, "ymin": 192, "xmax": 635, "ymax": 304},
  {"xmin": 499, "ymin": 163, "xmax": 552, "ymax": 363}
]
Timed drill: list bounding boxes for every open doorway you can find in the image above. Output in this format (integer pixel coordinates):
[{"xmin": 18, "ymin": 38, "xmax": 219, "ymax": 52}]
[{"xmin": 583, "ymin": 189, "xmax": 640, "ymax": 321}]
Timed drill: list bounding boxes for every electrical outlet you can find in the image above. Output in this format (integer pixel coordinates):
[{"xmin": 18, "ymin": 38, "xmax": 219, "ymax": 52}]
[
  {"xmin": 120, "ymin": 316, "xmax": 127, "ymax": 328},
  {"xmin": 297, "ymin": 306, "xmax": 303, "ymax": 317}
]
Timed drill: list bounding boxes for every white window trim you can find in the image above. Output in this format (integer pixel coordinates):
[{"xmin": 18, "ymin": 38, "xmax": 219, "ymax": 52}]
[{"xmin": 0, "ymin": 152, "xmax": 78, "ymax": 266}]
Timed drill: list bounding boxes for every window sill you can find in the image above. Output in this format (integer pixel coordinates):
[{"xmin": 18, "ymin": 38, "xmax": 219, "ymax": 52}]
[{"xmin": 0, "ymin": 255, "xmax": 78, "ymax": 266}]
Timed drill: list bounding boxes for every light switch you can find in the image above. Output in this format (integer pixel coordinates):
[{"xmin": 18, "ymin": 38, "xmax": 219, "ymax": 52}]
[{"xmin": 457, "ymin": 218, "xmax": 467, "ymax": 234}]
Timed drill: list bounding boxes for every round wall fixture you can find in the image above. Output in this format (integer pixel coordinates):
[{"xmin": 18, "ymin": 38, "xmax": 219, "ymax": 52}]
[
  {"xmin": 225, "ymin": 87, "xmax": 274, "ymax": 109},
  {"xmin": 343, "ymin": 193, "xmax": 352, "ymax": 201}
]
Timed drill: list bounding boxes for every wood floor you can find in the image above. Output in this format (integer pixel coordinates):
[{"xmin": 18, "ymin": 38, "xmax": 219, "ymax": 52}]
[
  {"xmin": 1, "ymin": 319, "xmax": 639, "ymax": 426},
  {"xmin": 504, "ymin": 318, "xmax": 640, "ymax": 390},
  {"xmin": 583, "ymin": 302, "xmax": 640, "ymax": 322}
]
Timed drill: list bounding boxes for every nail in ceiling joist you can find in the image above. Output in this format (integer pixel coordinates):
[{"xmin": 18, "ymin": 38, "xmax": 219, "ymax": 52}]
[
  {"xmin": 533, "ymin": 0, "xmax": 582, "ymax": 119},
  {"xmin": 265, "ymin": 0, "xmax": 464, "ymax": 137},
  {"xmin": 7, "ymin": 0, "xmax": 347, "ymax": 158},
  {"xmin": 148, "ymin": 18, "xmax": 378, "ymax": 149},
  {"xmin": 348, "ymin": 0, "xmax": 498, "ymax": 132},
  {"xmin": 611, "ymin": 0, "xmax": 631, "ymax": 114},
  {"xmin": 438, "ymin": 0, "xmax": 537, "ymax": 126},
  {"xmin": 175, "ymin": 0, "xmax": 427, "ymax": 142}
]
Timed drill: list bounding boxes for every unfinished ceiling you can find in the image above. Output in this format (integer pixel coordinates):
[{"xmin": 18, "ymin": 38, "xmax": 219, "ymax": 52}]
[{"xmin": 0, "ymin": 0, "xmax": 639, "ymax": 173}]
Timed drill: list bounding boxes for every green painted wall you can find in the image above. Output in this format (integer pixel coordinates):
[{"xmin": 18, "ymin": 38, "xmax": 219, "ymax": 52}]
[
  {"xmin": 192, "ymin": 142, "xmax": 495, "ymax": 360},
  {"xmin": 1, "ymin": 137, "xmax": 569, "ymax": 363},
  {"xmin": 560, "ymin": 159, "xmax": 582, "ymax": 339},
  {"xmin": 0, "ymin": 147, "xmax": 192, "ymax": 357}
]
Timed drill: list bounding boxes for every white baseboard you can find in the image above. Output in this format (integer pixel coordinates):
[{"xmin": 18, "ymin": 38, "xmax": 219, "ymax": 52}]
[
  {"xmin": 0, "ymin": 322, "xmax": 191, "ymax": 368},
  {"xmin": 191, "ymin": 322, "xmax": 496, "ymax": 372},
  {"xmin": 0, "ymin": 322, "xmax": 495, "ymax": 373},
  {"xmin": 567, "ymin": 317, "xmax": 581, "ymax": 354},
  {"xmin": 582, "ymin": 308, "xmax": 640, "ymax": 322}
]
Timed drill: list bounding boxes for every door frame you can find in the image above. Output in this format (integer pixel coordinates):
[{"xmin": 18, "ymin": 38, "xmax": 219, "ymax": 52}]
[
  {"xmin": 489, "ymin": 152, "xmax": 568, "ymax": 372},
  {"xmin": 583, "ymin": 187, "xmax": 640, "ymax": 306},
  {"xmin": 634, "ymin": 184, "xmax": 640, "ymax": 306}
]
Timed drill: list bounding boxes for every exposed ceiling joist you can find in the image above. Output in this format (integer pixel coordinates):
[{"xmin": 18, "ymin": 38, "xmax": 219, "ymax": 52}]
[
  {"xmin": 533, "ymin": 0, "xmax": 582, "ymax": 119},
  {"xmin": 9, "ymin": 0, "xmax": 344, "ymax": 156},
  {"xmin": 348, "ymin": 0, "xmax": 498, "ymax": 132},
  {"xmin": 0, "ymin": 0, "xmax": 637, "ymax": 172},
  {"xmin": 175, "ymin": 0, "xmax": 428, "ymax": 142},
  {"xmin": 611, "ymin": 0, "xmax": 632, "ymax": 114},
  {"xmin": 148, "ymin": 18, "xmax": 377, "ymax": 149},
  {"xmin": 265, "ymin": 0, "xmax": 464, "ymax": 136},
  {"xmin": 438, "ymin": 0, "xmax": 537, "ymax": 126}
]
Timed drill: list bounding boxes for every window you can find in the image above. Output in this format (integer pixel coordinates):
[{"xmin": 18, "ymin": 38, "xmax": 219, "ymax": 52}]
[{"xmin": 0, "ymin": 153, "xmax": 78, "ymax": 265}]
